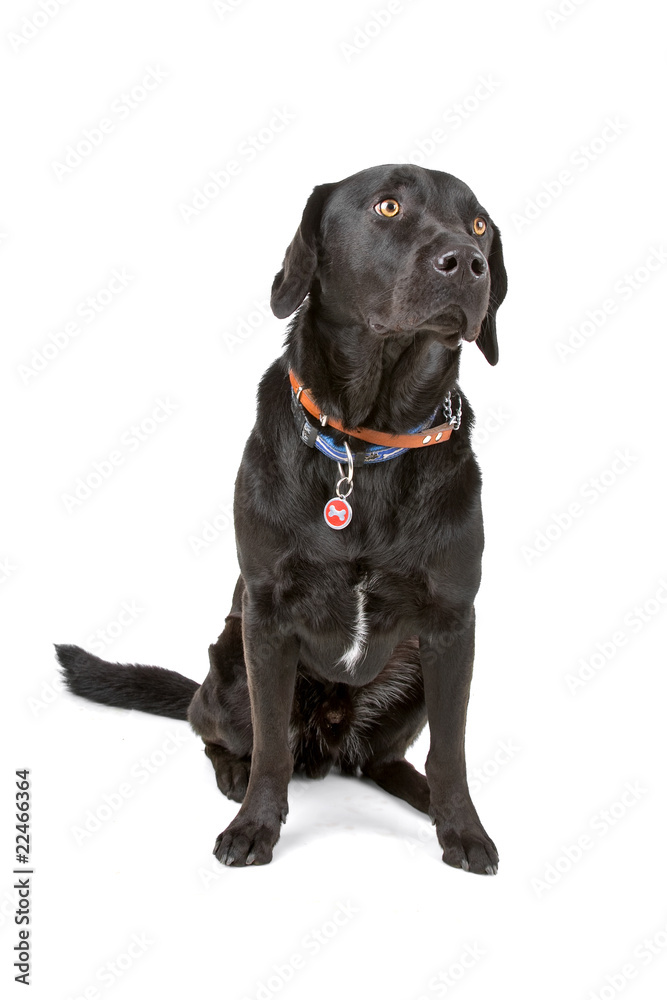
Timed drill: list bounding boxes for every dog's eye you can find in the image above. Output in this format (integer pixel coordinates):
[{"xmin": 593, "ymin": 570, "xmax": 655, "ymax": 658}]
[
  {"xmin": 473, "ymin": 217, "xmax": 487, "ymax": 236},
  {"xmin": 374, "ymin": 199, "xmax": 401, "ymax": 218}
]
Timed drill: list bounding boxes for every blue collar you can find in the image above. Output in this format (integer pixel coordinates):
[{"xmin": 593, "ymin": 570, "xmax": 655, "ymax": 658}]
[{"xmin": 290, "ymin": 389, "xmax": 445, "ymax": 465}]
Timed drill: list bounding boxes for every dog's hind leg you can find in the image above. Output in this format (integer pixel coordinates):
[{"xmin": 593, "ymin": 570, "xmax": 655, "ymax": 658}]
[
  {"xmin": 361, "ymin": 757, "xmax": 430, "ymax": 814},
  {"xmin": 349, "ymin": 637, "xmax": 430, "ymax": 813}
]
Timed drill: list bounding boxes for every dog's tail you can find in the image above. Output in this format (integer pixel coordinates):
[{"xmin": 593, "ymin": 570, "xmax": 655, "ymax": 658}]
[{"xmin": 54, "ymin": 644, "xmax": 200, "ymax": 721}]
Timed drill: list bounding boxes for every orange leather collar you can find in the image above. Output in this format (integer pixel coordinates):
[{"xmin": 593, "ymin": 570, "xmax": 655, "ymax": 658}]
[{"xmin": 289, "ymin": 369, "xmax": 459, "ymax": 449}]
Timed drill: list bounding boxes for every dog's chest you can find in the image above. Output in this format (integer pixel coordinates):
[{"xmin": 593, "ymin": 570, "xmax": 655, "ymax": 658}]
[
  {"xmin": 280, "ymin": 560, "xmax": 432, "ymax": 683},
  {"xmin": 337, "ymin": 572, "xmax": 375, "ymax": 672}
]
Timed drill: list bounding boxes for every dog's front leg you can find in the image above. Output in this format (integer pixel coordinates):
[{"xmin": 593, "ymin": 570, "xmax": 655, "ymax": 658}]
[
  {"xmin": 213, "ymin": 611, "xmax": 298, "ymax": 867},
  {"xmin": 420, "ymin": 612, "xmax": 499, "ymax": 875}
]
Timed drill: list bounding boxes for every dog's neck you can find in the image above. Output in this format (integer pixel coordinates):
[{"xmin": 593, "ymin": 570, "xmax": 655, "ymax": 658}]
[{"xmin": 285, "ymin": 300, "xmax": 462, "ymax": 433}]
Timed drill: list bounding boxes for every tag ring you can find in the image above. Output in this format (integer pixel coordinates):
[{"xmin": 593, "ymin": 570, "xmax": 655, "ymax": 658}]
[
  {"xmin": 335, "ymin": 441, "xmax": 355, "ymax": 493},
  {"xmin": 336, "ymin": 475, "xmax": 353, "ymax": 499}
]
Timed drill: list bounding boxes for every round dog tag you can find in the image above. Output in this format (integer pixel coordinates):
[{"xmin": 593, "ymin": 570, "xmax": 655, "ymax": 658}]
[{"xmin": 324, "ymin": 497, "xmax": 352, "ymax": 530}]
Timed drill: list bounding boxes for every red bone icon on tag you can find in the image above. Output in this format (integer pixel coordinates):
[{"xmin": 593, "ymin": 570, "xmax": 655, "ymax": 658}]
[{"xmin": 324, "ymin": 497, "xmax": 352, "ymax": 530}]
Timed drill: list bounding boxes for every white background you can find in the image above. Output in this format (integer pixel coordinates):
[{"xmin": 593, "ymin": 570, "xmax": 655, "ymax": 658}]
[{"xmin": 2, "ymin": 0, "xmax": 666, "ymax": 998}]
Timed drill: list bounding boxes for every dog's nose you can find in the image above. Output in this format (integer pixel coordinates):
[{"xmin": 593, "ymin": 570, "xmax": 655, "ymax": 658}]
[{"xmin": 433, "ymin": 247, "xmax": 487, "ymax": 280}]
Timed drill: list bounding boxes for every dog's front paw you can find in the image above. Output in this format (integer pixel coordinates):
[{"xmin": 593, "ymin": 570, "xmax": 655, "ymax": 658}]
[
  {"xmin": 436, "ymin": 823, "xmax": 499, "ymax": 875},
  {"xmin": 431, "ymin": 795, "xmax": 499, "ymax": 874},
  {"xmin": 213, "ymin": 812, "xmax": 284, "ymax": 867}
]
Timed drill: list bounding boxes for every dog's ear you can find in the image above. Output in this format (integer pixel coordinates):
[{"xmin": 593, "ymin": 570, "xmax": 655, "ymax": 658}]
[
  {"xmin": 476, "ymin": 224, "xmax": 507, "ymax": 366},
  {"xmin": 270, "ymin": 183, "xmax": 337, "ymax": 319}
]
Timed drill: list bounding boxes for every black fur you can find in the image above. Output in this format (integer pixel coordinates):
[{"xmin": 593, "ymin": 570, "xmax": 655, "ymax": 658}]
[
  {"xmin": 56, "ymin": 164, "xmax": 507, "ymax": 874},
  {"xmin": 55, "ymin": 644, "xmax": 199, "ymax": 720}
]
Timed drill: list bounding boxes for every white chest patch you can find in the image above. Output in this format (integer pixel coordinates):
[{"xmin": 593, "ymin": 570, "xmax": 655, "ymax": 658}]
[{"xmin": 338, "ymin": 575, "xmax": 374, "ymax": 673}]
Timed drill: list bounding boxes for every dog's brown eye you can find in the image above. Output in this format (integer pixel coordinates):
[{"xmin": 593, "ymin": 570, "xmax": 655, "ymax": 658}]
[
  {"xmin": 473, "ymin": 217, "xmax": 487, "ymax": 236},
  {"xmin": 374, "ymin": 199, "xmax": 401, "ymax": 218}
]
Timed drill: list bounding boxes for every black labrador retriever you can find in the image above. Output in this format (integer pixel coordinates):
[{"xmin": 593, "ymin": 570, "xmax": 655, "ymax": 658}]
[{"xmin": 56, "ymin": 163, "xmax": 507, "ymax": 874}]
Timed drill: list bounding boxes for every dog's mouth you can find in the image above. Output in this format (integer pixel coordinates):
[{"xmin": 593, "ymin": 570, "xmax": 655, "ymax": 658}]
[
  {"xmin": 370, "ymin": 305, "xmax": 477, "ymax": 347},
  {"xmin": 419, "ymin": 306, "xmax": 482, "ymax": 345}
]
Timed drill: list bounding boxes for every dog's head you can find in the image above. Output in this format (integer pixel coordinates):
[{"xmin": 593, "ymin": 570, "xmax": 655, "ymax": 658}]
[{"xmin": 271, "ymin": 164, "xmax": 507, "ymax": 365}]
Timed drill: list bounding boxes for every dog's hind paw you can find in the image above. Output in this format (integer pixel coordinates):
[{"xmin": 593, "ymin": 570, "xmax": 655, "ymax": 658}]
[{"xmin": 204, "ymin": 744, "xmax": 250, "ymax": 803}]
